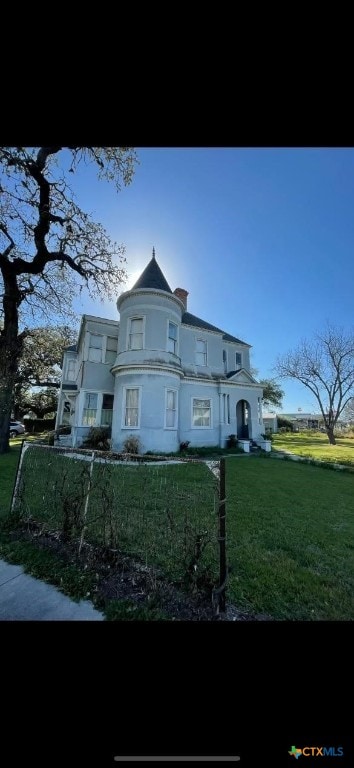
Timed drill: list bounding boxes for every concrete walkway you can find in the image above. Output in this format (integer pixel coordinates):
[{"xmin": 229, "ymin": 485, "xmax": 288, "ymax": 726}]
[{"xmin": 0, "ymin": 559, "xmax": 104, "ymax": 621}]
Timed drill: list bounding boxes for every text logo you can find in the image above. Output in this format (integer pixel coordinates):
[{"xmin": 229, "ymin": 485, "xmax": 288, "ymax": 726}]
[{"xmin": 289, "ymin": 746, "xmax": 344, "ymax": 758}]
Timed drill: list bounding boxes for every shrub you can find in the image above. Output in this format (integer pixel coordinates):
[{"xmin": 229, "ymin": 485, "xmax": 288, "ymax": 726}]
[
  {"xmin": 261, "ymin": 433, "xmax": 274, "ymax": 441},
  {"xmin": 82, "ymin": 426, "xmax": 111, "ymax": 451},
  {"xmin": 123, "ymin": 434, "xmax": 141, "ymax": 454},
  {"xmin": 180, "ymin": 441, "xmax": 190, "ymax": 452},
  {"xmin": 277, "ymin": 417, "xmax": 294, "ymax": 431}
]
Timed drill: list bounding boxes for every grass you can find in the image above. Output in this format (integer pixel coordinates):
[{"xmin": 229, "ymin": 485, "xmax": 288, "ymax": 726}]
[
  {"xmin": 0, "ymin": 534, "xmax": 96, "ymax": 600},
  {"xmin": 226, "ymin": 456, "xmax": 354, "ymax": 620},
  {"xmin": 104, "ymin": 599, "xmax": 169, "ymax": 621},
  {"xmin": 0, "ymin": 442, "xmax": 172, "ymax": 620},
  {"xmin": 0, "ymin": 444, "xmax": 21, "ymax": 518},
  {"xmin": 272, "ymin": 431, "xmax": 354, "ymax": 466},
  {"xmin": 12, "ymin": 447, "xmax": 219, "ymax": 586},
  {"xmin": 1, "ymin": 441, "xmax": 354, "ymax": 620},
  {"xmin": 0, "ymin": 444, "xmax": 218, "ymax": 619}
]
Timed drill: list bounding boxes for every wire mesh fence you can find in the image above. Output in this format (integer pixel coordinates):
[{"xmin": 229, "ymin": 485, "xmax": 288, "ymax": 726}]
[{"xmin": 11, "ymin": 443, "xmax": 224, "ymax": 600}]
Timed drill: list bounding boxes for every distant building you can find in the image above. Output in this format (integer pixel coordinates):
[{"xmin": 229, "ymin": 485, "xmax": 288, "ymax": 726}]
[
  {"xmin": 278, "ymin": 413, "xmax": 347, "ymax": 431},
  {"xmin": 262, "ymin": 413, "xmax": 278, "ymax": 434}
]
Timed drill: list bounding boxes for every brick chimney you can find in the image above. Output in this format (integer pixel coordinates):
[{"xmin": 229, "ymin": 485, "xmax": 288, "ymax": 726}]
[{"xmin": 173, "ymin": 288, "xmax": 189, "ymax": 309}]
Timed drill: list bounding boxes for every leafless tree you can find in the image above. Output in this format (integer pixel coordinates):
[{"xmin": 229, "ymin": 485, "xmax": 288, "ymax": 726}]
[{"xmin": 275, "ymin": 325, "xmax": 354, "ymax": 444}]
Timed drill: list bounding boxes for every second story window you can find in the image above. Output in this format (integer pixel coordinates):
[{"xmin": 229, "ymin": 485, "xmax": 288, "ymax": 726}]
[
  {"xmin": 196, "ymin": 339, "xmax": 207, "ymax": 366},
  {"xmin": 128, "ymin": 318, "xmax": 144, "ymax": 350},
  {"xmin": 222, "ymin": 350, "xmax": 227, "ymax": 374},
  {"xmin": 235, "ymin": 352, "xmax": 242, "ymax": 370},
  {"xmin": 105, "ymin": 336, "xmax": 117, "ymax": 364},
  {"xmin": 88, "ymin": 334, "xmax": 103, "ymax": 363},
  {"xmin": 167, "ymin": 321, "xmax": 178, "ymax": 354},
  {"xmin": 66, "ymin": 359, "xmax": 76, "ymax": 381}
]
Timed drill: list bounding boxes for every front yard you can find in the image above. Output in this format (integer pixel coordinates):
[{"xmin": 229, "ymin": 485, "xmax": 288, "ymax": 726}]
[
  {"xmin": 226, "ymin": 456, "xmax": 354, "ymax": 620},
  {"xmin": 1, "ymin": 444, "xmax": 353, "ymax": 620},
  {"xmin": 272, "ymin": 430, "xmax": 354, "ymax": 466}
]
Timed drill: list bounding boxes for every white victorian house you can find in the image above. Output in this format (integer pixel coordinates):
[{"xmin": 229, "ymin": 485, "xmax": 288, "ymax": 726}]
[{"xmin": 56, "ymin": 250, "xmax": 265, "ymax": 452}]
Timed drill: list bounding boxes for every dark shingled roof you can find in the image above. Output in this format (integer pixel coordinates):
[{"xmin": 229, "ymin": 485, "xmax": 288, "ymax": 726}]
[
  {"xmin": 132, "ymin": 255, "xmax": 172, "ymax": 293},
  {"xmin": 182, "ymin": 311, "xmax": 247, "ymax": 345}
]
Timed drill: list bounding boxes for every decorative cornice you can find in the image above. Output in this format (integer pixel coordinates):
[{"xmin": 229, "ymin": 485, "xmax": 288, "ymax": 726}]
[
  {"xmin": 117, "ymin": 288, "xmax": 184, "ymax": 312},
  {"xmin": 112, "ymin": 363, "xmax": 183, "ymax": 378},
  {"xmin": 181, "ymin": 323, "xmax": 223, "ymax": 338},
  {"xmin": 182, "ymin": 376, "xmax": 263, "ymax": 388}
]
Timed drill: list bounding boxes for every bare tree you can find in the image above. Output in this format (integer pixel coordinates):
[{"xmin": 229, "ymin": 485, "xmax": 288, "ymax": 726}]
[
  {"xmin": 275, "ymin": 325, "xmax": 354, "ymax": 444},
  {"xmin": 0, "ymin": 147, "xmax": 137, "ymax": 453},
  {"xmin": 342, "ymin": 398, "xmax": 354, "ymax": 424}
]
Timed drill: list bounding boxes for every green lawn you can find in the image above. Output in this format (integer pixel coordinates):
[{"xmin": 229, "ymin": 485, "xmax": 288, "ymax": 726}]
[
  {"xmin": 0, "ymin": 444, "xmax": 21, "ymax": 518},
  {"xmin": 10, "ymin": 446, "xmax": 219, "ymax": 587},
  {"xmin": 272, "ymin": 431, "xmax": 354, "ymax": 466},
  {"xmin": 1, "ymin": 444, "xmax": 353, "ymax": 620},
  {"xmin": 226, "ymin": 456, "xmax": 354, "ymax": 620}
]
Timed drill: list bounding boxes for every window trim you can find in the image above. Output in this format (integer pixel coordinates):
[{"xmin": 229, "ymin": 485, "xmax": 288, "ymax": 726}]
[
  {"xmin": 105, "ymin": 335, "xmax": 118, "ymax": 365},
  {"xmin": 121, "ymin": 386, "xmax": 142, "ymax": 429},
  {"xmin": 66, "ymin": 358, "xmax": 76, "ymax": 381},
  {"xmin": 164, "ymin": 387, "xmax": 178, "ymax": 430},
  {"xmin": 101, "ymin": 393, "xmax": 114, "ymax": 426},
  {"xmin": 195, "ymin": 338, "xmax": 208, "ymax": 367},
  {"xmin": 235, "ymin": 351, "xmax": 242, "ymax": 370},
  {"xmin": 88, "ymin": 333, "xmax": 104, "ymax": 363},
  {"xmin": 80, "ymin": 390, "xmax": 114, "ymax": 427},
  {"xmin": 82, "ymin": 391, "xmax": 99, "ymax": 426},
  {"xmin": 222, "ymin": 393, "xmax": 230, "ymax": 424},
  {"xmin": 191, "ymin": 396, "xmax": 212, "ymax": 429},
  {"xmin": 166, "ymin": 319, "xmax": 178, "ymax": 356},
  {"xmin": 126, "ymin": 316, "xmax": 145, "ymax": 351}
]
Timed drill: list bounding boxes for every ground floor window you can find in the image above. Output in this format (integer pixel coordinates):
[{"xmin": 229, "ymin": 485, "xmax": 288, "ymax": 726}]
[
  {"xmin": 192, "ymin": 398, "xmax": 211, "ymax": 428},
  {"xmin": 101, "ymin": 394, "xmax": 114, "ymax": 426},
  {"xmin": 165, "ymin": 389, "xmax": 177, "ymax": 428},
  {"xmin": 222, "ymin": 393, "xmax": 230, "ymax": 424},
  {"xmin": 82, "ymin": 393, "xmax": 98, "ymax": 426},
  {"xmin": 124, "ymin": 388, "xmax": 140, "ymax": 428},
  {"xmin": 81, "ymin": 392, "xmax": 114, "ymax": 427}
]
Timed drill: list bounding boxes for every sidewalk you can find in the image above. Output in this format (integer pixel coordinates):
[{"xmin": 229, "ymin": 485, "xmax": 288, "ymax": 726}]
[{"xmin": 0, "ymin": 559, "xmax": 104, "ymax": 621}]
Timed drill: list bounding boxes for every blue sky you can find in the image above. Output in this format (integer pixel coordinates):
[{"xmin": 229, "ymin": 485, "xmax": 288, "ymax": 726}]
[{"xmin": 70, "ymin": 147, "xmax": 354, "ymax": 413}]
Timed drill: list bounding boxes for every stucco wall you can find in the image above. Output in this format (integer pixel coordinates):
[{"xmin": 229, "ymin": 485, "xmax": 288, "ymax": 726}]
[
  {"xmin": 80, "ymin": 361, "xmax": 115, "ymax": 392},
  {"xmin": 112, "ymin": 369, "xmax": 181, "ymax": 454}
]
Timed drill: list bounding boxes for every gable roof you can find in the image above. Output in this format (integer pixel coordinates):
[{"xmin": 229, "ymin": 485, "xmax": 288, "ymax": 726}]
[
  {"xmin": 226, "ymin": 369, "xmax": 258, "ymax": 383},
  {"xmin": 182, "ymin": 311, "xmax": 248, "ymax": 345},
  {"xmin": 132, "ymin": 253, "xmax": 172, "ymax": 293}
]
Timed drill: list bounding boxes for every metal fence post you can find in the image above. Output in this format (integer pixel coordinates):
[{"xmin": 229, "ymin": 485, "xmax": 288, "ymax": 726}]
[{"xmin": 10, "ymin": 439, "xmax": 28, "ymax": 515}]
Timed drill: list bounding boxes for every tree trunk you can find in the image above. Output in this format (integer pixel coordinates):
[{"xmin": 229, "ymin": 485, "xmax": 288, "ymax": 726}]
[
  {"xmin": 326, "ymin": 427, "xmax": 336, "ymax": 445},
  {"xmin": 0, "ymin": 346, "xmax": 15, "ymax": 454},
  {"xmin": 0, "ymin": 272, "xmax": 23, "ymax": 454}
]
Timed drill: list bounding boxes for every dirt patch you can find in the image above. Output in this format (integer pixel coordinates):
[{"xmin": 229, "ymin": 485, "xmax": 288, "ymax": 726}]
[{"xmin": 8, "ymin": 522, "xmax": 271, "ymax": 621}]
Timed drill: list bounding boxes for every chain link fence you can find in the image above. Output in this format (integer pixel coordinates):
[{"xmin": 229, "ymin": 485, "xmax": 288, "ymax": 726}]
[{"xmin": 11, "ymin": 443, "xmax": 225, "ymax": 603}]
